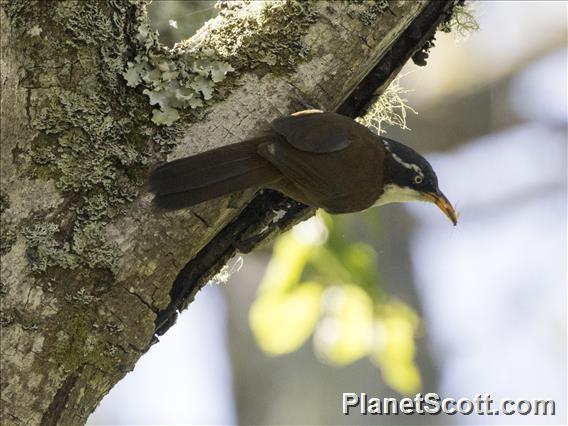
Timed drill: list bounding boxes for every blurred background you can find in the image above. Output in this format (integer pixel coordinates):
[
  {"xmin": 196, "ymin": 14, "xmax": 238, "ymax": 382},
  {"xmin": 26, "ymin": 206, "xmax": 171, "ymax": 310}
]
[{"xmin": 89, "ymin": 1, "xmax": 567, "ymax": 425}]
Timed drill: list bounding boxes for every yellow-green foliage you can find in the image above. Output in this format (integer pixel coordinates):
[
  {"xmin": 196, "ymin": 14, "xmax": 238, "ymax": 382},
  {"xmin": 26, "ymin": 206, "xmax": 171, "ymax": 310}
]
[{"xmin": 250, "ymin": 212, "xmax": 422, "ymax": 395}]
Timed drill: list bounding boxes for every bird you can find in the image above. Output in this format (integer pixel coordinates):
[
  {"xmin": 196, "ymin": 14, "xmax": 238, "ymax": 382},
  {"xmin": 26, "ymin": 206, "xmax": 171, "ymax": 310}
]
[{"xmin": 148, "ymin": 109, "xmax": 458, "ymax": 225}]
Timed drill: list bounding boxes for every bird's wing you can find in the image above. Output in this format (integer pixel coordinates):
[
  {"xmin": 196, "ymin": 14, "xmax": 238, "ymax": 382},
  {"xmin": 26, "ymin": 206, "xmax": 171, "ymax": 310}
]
[
  {"xmin": 271, "ymin": 110, "xmax": 353, "ymax": 153},
  {"xmin": 258, "ymin": 139, "xmax": 382, "ymax": 213},
  {"xmin": 258, "ymin": 141, "xmax": 344, "ymax": 200}
]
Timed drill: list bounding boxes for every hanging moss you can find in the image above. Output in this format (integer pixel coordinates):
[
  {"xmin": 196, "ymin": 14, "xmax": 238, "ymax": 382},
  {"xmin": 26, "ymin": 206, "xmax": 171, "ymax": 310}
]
[
  {"xmin": 413, "ymin": 0, "xmax": 478, "ymax": 66},
  {"xmin": 438, "ymin": 1, "xmax": 479, "ymax": 37}
]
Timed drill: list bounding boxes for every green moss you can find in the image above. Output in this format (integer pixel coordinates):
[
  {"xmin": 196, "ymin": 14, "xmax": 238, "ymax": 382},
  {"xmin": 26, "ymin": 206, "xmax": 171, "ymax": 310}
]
[{"xmin": 47, "ymin": 306, "xmax": 117, "ymax": 372}]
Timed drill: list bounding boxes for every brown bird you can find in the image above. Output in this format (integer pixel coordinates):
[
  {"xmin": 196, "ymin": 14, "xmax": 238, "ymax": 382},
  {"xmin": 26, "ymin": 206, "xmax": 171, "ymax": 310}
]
[{"xmin": 149, "ymin": 110, "xmax": 458, "ymax": 224}]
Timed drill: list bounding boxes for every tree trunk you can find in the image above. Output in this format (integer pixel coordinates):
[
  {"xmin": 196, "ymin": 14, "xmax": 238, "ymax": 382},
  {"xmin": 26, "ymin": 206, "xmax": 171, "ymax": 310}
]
[{"xmin": 0, "ymin": 1, "xmax": 455, "ymax": 424}]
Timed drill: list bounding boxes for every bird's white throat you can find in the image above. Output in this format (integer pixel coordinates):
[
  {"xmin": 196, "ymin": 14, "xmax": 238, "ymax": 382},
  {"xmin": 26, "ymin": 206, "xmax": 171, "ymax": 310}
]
[{"xmin": 374, "ymin": 184, "xmax": 424, "ymax": 207}]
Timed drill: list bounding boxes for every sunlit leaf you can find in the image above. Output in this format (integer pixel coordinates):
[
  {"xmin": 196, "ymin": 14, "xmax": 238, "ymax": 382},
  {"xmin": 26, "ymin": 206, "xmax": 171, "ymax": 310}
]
[
  {"xmin": 342, "ymin": 243, "xmax": 382, "ymax": 301},
  {"xmin": 251, "ymin": 212, "xmax": 422, "ymax": 396},
  {"xmin": 310, "ymin": 246, "xmax": 352, "ymax": 285},
  {"xmin": 250, "ymin": 281, "xmax": 323, "ymax": 355},
  {"xmin": 319, "ymin": 211, "xmax": 350, "ymax": 254},
  {"xmin": 370, "ymin": 302, "xmax": 422, "ymax": 395},
  {"xmin": 257, "ymin": 233, "xmax": 314, "ymax": 294},
  {"xmin": 314, "ymin": 285, "xmax": 373, "ymax": 365}
]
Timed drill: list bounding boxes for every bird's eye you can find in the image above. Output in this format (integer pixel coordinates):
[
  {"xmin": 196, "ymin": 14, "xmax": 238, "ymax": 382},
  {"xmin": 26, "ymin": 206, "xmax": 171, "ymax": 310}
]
[{"xmin": 414, "ymin": 175, "xmax": 423, "ymax": 184}]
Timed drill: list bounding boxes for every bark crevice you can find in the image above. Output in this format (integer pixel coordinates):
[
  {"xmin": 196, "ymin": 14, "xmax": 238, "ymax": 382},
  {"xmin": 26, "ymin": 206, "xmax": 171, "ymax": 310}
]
[{"xmin": 40, "ymin": 369, "xmax": 80, "ymax": 426}]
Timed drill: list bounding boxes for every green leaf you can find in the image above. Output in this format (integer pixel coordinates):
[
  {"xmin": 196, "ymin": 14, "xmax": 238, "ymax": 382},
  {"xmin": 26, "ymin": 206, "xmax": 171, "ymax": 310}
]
[
  {"xmin": 370, "ymin": 302, "xmax": 422, "ymax": 395},
  {"xmin": 250, "ymin": 281, "xmax": 323, "ymax": 355},
  {"xmin": 257, "ymin": 232, "xmax": 316, "ymax": 294},
  {"xmin": 314, "ymin": 285, "xmax": 373, "ymax": 365},
  {"xmin": 341, "ymin": 243, "xmax": 383, "ymax": 302}
]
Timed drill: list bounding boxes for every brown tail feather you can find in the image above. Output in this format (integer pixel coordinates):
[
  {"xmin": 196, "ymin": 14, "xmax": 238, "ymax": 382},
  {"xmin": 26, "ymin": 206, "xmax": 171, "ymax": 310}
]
[{"xmin": 149, "ymin": 138, "xmax": 280, "ymax": 210}]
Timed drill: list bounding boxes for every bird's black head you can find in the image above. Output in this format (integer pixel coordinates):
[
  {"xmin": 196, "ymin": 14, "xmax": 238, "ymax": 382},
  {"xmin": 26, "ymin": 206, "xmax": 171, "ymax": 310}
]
[{"xmin": 376, "ymin": 137, "xmax": 458, "ymax": 225}]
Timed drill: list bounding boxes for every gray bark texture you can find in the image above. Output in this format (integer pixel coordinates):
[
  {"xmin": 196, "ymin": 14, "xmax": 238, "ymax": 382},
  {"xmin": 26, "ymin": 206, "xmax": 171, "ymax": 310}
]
[{"xmin": 0, "ymin": 0, "xmax": 456, "ymax": 424}]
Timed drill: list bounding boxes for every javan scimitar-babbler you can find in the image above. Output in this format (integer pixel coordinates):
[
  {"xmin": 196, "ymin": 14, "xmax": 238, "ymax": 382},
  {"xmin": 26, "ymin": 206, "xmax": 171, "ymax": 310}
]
[{"xmin": 149, "ymin": 110, "xmax": 458, "ymax": 225}]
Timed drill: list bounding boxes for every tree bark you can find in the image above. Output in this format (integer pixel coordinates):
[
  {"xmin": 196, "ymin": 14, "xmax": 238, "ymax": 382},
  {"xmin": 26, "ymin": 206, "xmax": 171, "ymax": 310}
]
[{"xmin": 0, "ymin": 1, "xmax": 455, "ymax": 424}]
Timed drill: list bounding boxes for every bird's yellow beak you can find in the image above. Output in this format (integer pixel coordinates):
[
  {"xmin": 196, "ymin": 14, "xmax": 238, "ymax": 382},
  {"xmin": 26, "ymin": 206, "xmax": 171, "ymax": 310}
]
[{"xmin": 424, "ymin": 191, "xmax": 458, "ymax": 226}]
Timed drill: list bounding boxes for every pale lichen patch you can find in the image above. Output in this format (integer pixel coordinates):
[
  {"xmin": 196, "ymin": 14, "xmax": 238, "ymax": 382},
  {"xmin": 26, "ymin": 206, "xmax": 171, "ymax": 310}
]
[
  {"xmin": 125, "ymin": 1, "xmax": 319, "ymax": 127},
  {"xmin": 189, "ymin": 1, "xmax": 319, "ymax": 71},
  {"xmin": 22, "ymin": 222, "xmax": 118, "ymax": 273},
  {"xmin": 6, "ymin": 1, "xmax": 153, "ymax": 275},
  {"xmin": 122, "ymin": 22, "xmax": 234, "ymax": 126},
  {"xmin": 27, "ymin": 25, "xmax": 42, "ymax": 37},
  {"xmin": 345, "ymin": 0, "xmax": 390, "ymax": 25}
]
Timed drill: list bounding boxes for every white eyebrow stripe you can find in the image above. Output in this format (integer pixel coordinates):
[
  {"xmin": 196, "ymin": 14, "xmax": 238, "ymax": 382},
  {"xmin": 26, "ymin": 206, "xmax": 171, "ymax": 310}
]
[
  {"xmin": 383, "ymin": 140, "xmax": 424, "ymax": 177},
  {"xmin": 391, "ymin": 152, "xmax": 424, "ymax": 177}
]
